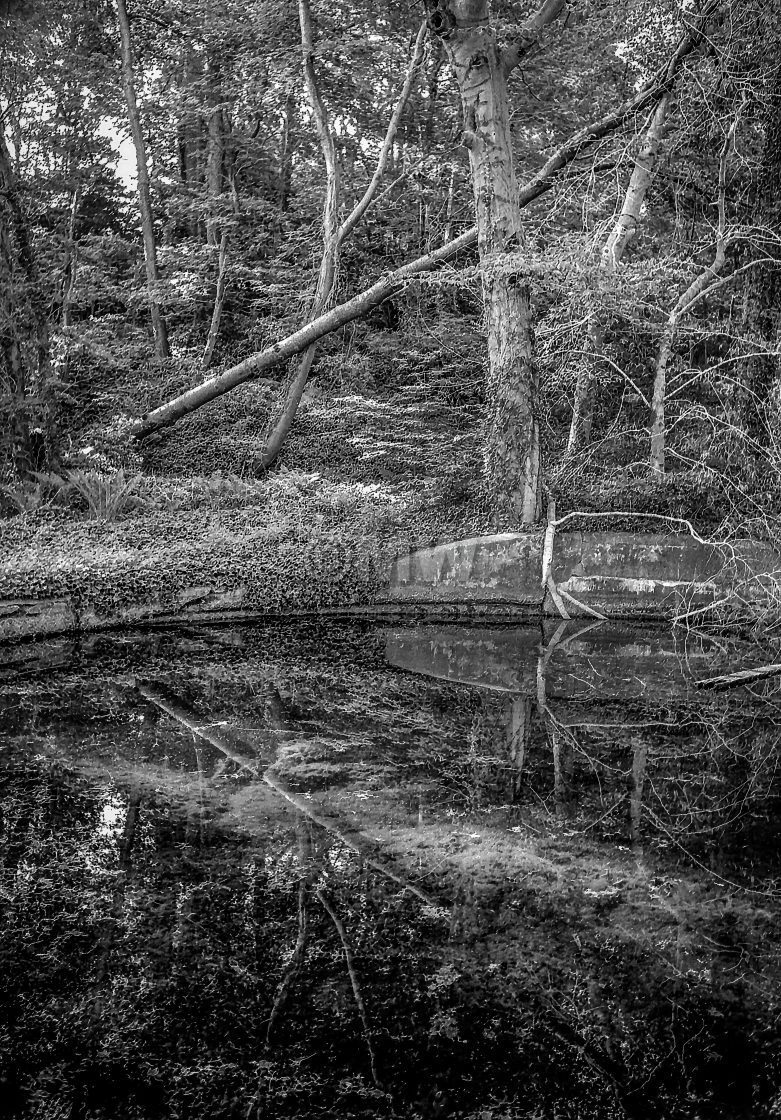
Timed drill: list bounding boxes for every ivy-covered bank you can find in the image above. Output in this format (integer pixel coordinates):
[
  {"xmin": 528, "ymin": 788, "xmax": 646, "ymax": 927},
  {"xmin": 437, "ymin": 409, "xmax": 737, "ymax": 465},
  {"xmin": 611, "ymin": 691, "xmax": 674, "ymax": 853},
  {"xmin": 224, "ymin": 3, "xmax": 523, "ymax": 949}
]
[
  {"xmin": 4, "ymin": 463, "xmax": 781, "ymax": 641},
  {"xmin": 1, "ymin": 517, "xmax": 379, "ymax": 625},
  {"xmin": 0, "ymin": 473, "xmax": 493, "ymax": 639},
  {"xmin": 0, "ymin": 523, "xmax": 395, "ymax": 639}
]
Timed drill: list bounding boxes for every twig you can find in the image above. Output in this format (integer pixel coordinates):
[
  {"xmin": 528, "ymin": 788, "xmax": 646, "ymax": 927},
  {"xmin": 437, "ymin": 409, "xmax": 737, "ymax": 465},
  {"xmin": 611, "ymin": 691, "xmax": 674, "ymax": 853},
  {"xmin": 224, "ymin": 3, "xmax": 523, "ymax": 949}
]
[{"xmin": 265, "ymin": 877, "xmax": 309, "ymax": 1045}]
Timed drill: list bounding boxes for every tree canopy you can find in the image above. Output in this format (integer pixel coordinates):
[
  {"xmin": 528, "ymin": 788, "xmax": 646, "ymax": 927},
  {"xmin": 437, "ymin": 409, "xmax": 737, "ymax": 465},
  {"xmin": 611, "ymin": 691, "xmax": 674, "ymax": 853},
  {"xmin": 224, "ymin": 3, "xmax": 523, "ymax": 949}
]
[{"xmin": 1, "ymin": 0, "xmax": 780, "ymax": 527}]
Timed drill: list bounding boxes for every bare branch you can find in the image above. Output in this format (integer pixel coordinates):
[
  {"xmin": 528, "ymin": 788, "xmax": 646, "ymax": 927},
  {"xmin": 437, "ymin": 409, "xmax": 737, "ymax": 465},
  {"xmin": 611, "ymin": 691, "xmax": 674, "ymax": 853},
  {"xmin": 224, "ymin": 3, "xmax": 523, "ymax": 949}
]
[
  {"xmin": 522, "ymin": 0, "xmax": 720, "ymax": 199},
  {"xmin": 502, "ymin": 0, "xmax": 568, "ymax": 75},
  {"xmin": 338, "ymin": 21, "xmax": 428, "ymax": 244}
]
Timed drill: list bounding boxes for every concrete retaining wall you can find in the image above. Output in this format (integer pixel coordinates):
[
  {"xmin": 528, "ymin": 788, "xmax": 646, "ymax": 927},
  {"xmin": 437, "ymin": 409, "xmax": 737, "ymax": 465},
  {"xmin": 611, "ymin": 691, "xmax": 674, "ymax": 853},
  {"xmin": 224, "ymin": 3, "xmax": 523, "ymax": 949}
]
[
  {"xmin": 2, "ymin": 530, "xmax": 779, "ymax": 643},
  {"xmin": 387, "ymin": 531, "xmax": 781, "ymax": 618}
]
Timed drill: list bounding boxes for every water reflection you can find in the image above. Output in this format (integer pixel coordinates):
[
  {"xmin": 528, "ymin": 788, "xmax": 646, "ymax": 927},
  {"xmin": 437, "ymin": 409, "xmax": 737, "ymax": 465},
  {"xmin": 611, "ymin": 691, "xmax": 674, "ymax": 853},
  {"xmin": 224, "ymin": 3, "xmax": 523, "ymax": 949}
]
[{"xmin": 1, "ymin": 620, "xmax": 780, "ymax": 1119}]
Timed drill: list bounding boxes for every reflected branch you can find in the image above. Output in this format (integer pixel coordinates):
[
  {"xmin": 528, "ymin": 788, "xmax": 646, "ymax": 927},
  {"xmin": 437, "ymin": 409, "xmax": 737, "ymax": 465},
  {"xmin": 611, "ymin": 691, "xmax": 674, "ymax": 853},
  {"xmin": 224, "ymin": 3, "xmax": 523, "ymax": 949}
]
[
  {"xmin": 135, "ymin": 681, "xmax": 436, "ymax": 906},
  {"xmin": 265, "ymin": 876, "xmax": 309, "ymax": 1047},
  {"xmin": 316, "ymin": 888, "xmax": 382, "ymax": 1089}
]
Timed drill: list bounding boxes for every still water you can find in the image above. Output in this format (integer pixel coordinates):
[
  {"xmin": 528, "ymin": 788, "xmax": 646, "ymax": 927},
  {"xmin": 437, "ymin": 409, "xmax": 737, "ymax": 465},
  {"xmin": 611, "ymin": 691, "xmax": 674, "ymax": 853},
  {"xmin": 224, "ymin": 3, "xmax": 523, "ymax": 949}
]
[{"xmin": 1, "ymin": 620, "xmax": 780, "ymax": 1119}]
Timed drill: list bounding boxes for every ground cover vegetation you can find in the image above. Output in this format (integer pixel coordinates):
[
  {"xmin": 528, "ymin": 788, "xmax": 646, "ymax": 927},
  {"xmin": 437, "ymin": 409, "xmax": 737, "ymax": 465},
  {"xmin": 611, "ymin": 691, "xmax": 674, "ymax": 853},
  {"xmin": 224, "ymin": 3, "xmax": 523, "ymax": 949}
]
[{"xmin": 1, "ymin": 0, "xmax": 781, "ymax": 604}]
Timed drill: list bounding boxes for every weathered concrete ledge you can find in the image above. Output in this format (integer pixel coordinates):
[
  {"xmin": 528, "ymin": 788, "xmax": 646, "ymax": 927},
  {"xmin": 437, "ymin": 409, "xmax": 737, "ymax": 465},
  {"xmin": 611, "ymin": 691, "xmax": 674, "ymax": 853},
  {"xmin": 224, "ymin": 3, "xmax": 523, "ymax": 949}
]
[
  {"xmin": 1, "ymin": 530, "xmax": 779, "ymax": 643},
  {"xmin": 386, "ymin": 531, "xmax": 781, "ymax": 618}
]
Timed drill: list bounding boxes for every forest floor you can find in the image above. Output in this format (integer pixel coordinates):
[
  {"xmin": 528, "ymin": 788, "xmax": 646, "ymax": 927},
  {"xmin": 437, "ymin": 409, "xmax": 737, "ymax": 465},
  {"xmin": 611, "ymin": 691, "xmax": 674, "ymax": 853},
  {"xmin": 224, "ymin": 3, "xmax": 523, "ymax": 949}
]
[{"xmin": 1, "ymin": 318, "xmax": 778, "ymax": 618}]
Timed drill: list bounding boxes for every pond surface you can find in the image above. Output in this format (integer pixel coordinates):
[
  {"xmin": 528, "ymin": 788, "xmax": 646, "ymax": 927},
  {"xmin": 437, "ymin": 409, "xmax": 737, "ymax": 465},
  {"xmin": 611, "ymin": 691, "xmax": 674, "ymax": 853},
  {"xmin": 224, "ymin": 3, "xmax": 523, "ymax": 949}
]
[{"xmin": 1, "ymin": 620, "xmax": 780, "ymax": 1120}]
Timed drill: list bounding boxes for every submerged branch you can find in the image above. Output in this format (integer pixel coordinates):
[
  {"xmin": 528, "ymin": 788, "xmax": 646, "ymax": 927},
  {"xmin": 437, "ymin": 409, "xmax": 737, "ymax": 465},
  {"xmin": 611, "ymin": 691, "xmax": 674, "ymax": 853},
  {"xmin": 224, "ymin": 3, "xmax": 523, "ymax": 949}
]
[{"xmin": 695, "ymin": 664, "xmax": 781, "ymax": 690}]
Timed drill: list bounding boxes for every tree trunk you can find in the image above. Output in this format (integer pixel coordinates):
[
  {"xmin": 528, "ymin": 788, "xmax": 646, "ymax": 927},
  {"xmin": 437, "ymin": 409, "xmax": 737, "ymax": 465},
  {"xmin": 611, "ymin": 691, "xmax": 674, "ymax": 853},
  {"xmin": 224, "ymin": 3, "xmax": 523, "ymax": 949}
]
[
  {"xmin": 258, "ymin": 0, "xmax": 341, "ymax": 470},
  {"xmin": 202, "ymin": 229, "xmax": 230, "ymax": 370},
  {"xmin": 430, "ymin": 0, "xmax": 547, "ymax": 524},
  {"xmin": 205, "ymin": 52, "xmax": 224, "ymax": 247},
  {"xmin": 61, "ymin": 186, "xmax": 81, "ymax": 329},
  {"xmin": 116, "ymin": 0, "xmax": 170, "ymax": 359},
  {"xmin": 258, "ymin": 9, "xmax": 427, "ymax": 470},
  {"xmin": 567, "ymin": 93, "xmax": 671, "ymax": 455},
  {"xmin": 737, "ymin": 63, "xmax": 781, "ymax": 443},
  {"xmin": 649, "ymin": 117, "xmax": 736, "ymax": 473},
  {"xmin": 278, "ymin": 92, "xmax": 296, "ymax": 212}
]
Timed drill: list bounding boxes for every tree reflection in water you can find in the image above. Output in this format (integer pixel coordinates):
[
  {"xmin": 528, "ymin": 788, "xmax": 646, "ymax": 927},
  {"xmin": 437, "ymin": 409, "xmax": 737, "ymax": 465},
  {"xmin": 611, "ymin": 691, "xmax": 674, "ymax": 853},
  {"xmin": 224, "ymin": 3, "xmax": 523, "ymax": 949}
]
[{"xmin": 0, "ymin": 620, "xmax": 780, "ymax": 1119}]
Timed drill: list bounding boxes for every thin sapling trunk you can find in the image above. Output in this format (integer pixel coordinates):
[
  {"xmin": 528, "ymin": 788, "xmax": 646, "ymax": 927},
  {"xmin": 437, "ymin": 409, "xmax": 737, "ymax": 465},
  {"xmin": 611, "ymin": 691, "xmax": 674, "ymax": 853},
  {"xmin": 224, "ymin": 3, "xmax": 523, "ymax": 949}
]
[
  {"xmin": 567, "ymin": 93, "xmax": 671, "ymax": 455},
  {"xmin": 116, "ymin": 0, "xmax": 170, "ymax": 359}
]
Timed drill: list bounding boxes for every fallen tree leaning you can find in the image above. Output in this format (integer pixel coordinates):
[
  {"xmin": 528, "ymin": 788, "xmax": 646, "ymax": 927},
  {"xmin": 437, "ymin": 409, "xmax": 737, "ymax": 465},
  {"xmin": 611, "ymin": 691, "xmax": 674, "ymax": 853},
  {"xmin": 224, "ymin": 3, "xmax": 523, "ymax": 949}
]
[{"xmin": 129, "ymin": 11, "xmax": 717, "ymax": 443}]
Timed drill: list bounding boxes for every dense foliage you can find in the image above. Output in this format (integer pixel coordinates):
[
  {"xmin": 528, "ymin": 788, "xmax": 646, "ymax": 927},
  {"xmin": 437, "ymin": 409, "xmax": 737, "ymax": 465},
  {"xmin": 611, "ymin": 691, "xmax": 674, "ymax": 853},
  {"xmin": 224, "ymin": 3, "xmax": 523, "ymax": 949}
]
[{"xmin": 0, "ymin": 0, "xmax": 779, "ymax": 536}]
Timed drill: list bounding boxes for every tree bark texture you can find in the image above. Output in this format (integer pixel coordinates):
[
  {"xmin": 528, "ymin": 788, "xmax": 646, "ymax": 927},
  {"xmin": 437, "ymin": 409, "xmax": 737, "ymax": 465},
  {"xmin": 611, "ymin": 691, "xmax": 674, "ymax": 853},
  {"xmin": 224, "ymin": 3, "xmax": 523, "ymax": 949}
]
[
  {"xmin": 429, "ymin": 0, "xmax": 550, "ymax": 524},
  {"xmin": 116, "ymin": 0, "xmax": 170, "ymax": 359}
]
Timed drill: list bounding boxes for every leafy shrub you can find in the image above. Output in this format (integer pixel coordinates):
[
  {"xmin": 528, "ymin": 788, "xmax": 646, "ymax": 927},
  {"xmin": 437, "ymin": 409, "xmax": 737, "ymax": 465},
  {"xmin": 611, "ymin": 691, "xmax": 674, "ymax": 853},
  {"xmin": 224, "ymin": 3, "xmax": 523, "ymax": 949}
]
[
  {"xmin": 0, "ymin": 480, "xmax": 55, "ymax": 518},
  {"xmin": 34, "ymin": 469, "xmax": 147, "ymax": 522}
]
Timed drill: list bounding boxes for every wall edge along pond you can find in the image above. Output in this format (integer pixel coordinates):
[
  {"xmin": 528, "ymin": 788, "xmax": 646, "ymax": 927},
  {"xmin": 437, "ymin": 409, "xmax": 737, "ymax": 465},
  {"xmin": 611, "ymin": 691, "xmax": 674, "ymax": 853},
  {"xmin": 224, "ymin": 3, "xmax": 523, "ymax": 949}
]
[{"xmin": 1, "ymin": 531, "xmax": 779, "ymax": 642}]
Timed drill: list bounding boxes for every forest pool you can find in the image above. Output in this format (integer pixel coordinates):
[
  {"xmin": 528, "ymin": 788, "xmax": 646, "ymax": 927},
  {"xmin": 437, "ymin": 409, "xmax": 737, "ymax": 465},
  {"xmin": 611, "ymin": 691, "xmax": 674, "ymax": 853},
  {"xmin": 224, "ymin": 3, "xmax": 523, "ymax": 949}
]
[{"xmin": 1, "ymin": 619, "xmax": 780, "ymax": 1120}]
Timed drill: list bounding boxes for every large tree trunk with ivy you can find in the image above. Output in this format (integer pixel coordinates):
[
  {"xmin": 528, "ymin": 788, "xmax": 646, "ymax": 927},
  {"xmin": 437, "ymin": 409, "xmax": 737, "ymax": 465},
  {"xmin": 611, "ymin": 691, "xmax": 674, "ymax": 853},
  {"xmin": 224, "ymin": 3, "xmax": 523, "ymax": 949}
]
[
  {"xmin": 0, "ymin": 125, "xmax": 55, "ymax": 475},
  {"xmin": 0, "ymin": 207, "xmax": 30, "ymax": 477},
  {"xmin": 116, "ymin": 0, "xmax": 170, "ymax": 360},
  {"xmin": 427, "ymin": 0, "xmax": 566, "ymax": 525}
]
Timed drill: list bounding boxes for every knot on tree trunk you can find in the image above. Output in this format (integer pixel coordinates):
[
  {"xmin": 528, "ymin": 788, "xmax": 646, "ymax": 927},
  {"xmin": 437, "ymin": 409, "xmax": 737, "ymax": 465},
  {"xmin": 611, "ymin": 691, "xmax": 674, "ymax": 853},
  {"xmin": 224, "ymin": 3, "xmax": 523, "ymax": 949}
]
[
  {"xmin": 426, "ymin": 2, "xmax": 457, "ymax": 39},
  {"xmin": 426, "ymin": 0, "xmax": 488, "ymax": 38}
]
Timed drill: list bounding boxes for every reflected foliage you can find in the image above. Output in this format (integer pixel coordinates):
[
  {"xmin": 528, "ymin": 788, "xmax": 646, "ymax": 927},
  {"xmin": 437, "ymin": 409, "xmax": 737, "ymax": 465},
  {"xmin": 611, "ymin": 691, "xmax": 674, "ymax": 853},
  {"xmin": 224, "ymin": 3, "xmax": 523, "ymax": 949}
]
[{"xmin": 1, "ymin": 621, "xmax": 780, "ymax": 1118}]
